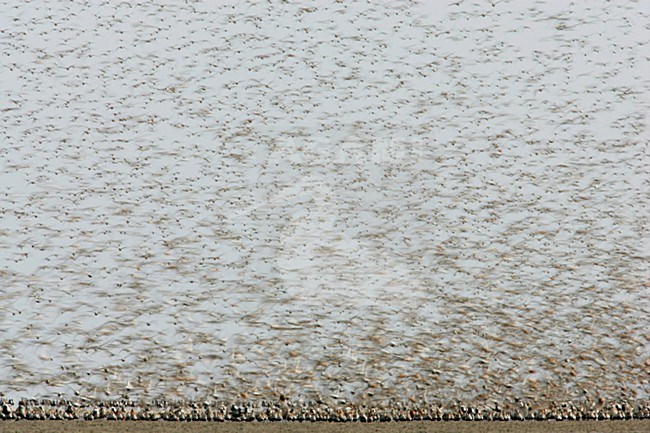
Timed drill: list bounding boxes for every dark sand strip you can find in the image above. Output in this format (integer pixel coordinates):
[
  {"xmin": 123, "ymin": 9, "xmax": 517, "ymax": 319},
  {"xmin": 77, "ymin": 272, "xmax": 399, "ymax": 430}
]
[{"xmin": 1, "ymin": 420, "xmax": 648, "ymax": 433}]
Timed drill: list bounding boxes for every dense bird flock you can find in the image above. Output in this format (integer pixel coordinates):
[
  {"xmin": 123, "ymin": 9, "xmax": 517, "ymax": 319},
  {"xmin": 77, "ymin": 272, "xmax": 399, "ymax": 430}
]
[{"xmin": 1, "ymin": 0, "xmax": 649, "ymax": 421}]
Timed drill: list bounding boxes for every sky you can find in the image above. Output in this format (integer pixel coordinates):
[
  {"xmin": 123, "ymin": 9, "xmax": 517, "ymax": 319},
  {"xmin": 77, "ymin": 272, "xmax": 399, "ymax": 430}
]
[{"xmin": 0, "ymin": 0, "xmax": 648, "ymax": 405}]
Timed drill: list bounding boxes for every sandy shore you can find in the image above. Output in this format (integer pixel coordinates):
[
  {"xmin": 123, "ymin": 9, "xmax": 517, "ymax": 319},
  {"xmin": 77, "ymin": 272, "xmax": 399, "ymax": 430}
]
[{"xmin": 1, "ymin": 420, "xmax": 649, "ymax": 433}]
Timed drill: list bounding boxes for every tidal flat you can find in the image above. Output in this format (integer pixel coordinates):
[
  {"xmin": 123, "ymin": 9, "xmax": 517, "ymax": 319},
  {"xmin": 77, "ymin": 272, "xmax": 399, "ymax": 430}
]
[{"xmin": 1, "ymin": 420, "xmax": 650, "ymax": 433}]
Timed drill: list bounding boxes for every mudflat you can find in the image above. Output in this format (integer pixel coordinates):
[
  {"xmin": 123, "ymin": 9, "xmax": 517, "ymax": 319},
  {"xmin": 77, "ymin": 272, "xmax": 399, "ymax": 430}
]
[{"xmin": 1, "ymin": 421, "xmax": 649, "ymax": 433}]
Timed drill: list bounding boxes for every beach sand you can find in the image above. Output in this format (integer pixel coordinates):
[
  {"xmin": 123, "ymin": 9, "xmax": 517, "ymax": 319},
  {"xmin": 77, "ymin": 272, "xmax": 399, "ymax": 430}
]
[{"xmin": 1, "ymin": 420, "xmax": 649, "ymax": 433}]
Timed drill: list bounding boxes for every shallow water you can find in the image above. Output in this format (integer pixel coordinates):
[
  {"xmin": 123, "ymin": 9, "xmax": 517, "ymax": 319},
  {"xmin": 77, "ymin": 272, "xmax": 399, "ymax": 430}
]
[{"xmin": 0, "ymin": 0, "xmax": 648, "ymax": 406}]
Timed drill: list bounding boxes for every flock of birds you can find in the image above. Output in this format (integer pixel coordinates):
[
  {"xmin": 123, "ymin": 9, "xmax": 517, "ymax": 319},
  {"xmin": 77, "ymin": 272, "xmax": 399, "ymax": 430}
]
[{"xmin": 1, "ymin": 0, "xmax": 649, "ymax": 418}]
